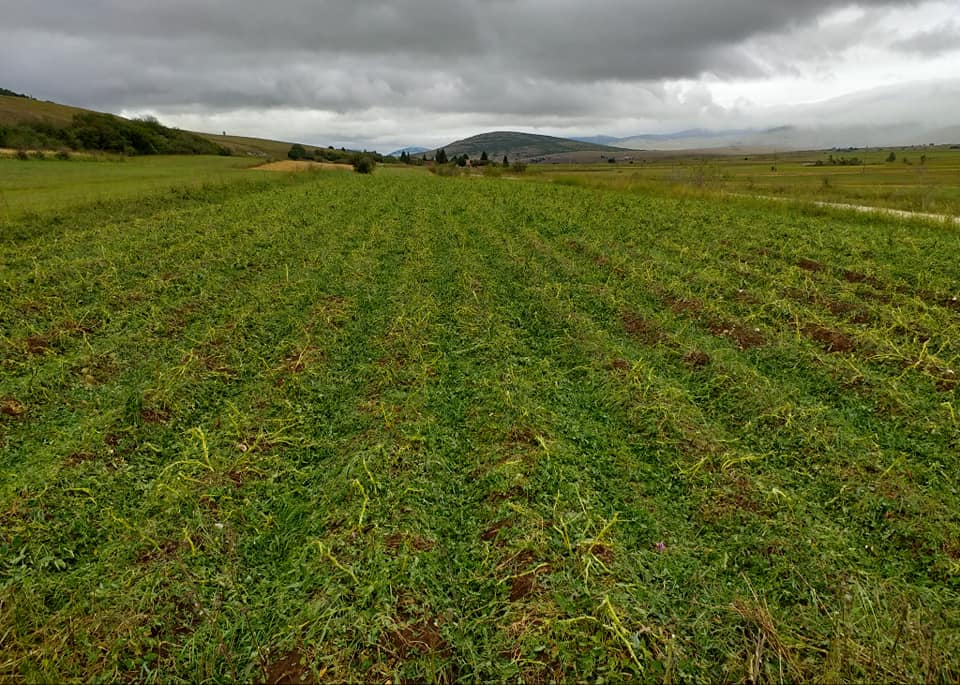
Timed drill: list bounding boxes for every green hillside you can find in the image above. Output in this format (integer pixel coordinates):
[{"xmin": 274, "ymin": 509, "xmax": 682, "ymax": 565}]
[
  {"xmin": 428, "ymin": 130, "xmax": 626, "ymax": 161},
  {"xmin": 0, "ymin": 93, "xmax": 297, "ymax": 158}
]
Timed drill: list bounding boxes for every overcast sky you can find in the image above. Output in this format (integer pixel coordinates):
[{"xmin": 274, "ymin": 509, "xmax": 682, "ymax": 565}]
[{"xmin": 2, "ymin": 1, "xmax": 958, "ymax": 151}]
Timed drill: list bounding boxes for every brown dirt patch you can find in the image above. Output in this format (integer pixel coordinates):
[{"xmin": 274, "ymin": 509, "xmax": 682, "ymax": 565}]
[
  {"xmin": 481, "ymin": 519, "xmax": 515, "ymax": 542},
  {"xmin": 254, "ymin": 160, "xmax": 351, "ymax": 172},
  {"xmin": 510, "ymin": 573, "xmax": 536, "ymax": 601},
  {"xmin": 24, "ymin": 335, "xmax": 51, "ymax": 355},
  {"xmin": 935, "ymin": 370, "xmax": 958, "ymax": 392},
  {"xmin": 824, "ymin": 299, "xmax": 871, "ymax": 324},
  {"xmin": 265, "ymin": 650, "xmax": 314, "ymax": 685},
  {"xmin": 699, "ymin": 476, "xmax": 764, "ymax": 522},
  {"xmin": 74, "ymin": 355, "xmax": 119, "ymax": 385},
  {"xmin": 140, "ymin": 408, "xmax": 170, "ymax": 424},
  {"xmin": 1, "ymin": 398, "xmax": 26, "ymax": 418},
  {"xmin": 706, "ymin": 321, "xmax": 765, "ymax": 350},
  {"xmin": 683, "ymin": 350, "xmax": 711, "ymax": 369},
  {"xmin": 385, "ymin": 532, "xmax": 435, "ymax": 552},
  {"xmin": 622, "ymin": 311, "xmax": 663, "ymax": 345},
  {"xmin": 842, "ymin": 270, "xmax": 883, "ymax": 288},
  {"xmin": 939, "ymin": 295, "xmax": 960, "ymax": 311},
  {"xmin": 588, "ymin": 543, "xmax": 615, "ymax": 563},
  {"xmin": 797, "ymin": 258, "xmax": 823, "ymax": 272},
  {"xmin": 386, "ymin": 617, "xmax": 450, "ymax": 660},
  {"xmin": 803, "ymin": 324, "xmax": 857, "ymax": 353},
  {"xmin": 506, "ymin": 425, "xmax": 540, "ymax": 446},
  {"xmin": 66, "ymin": 451, "xmax": 98, "ymax": 466},
  {"xmin": 609, "ymin": 358, "xmax": 631, "ymax": 372},
  {"xmin": 281, "ymin": 346, "xmax": 323, "ymax": 374},
  {"xmin": 137, "ymin": 540, "xmax": 181, "ymax": 565},
  {"xmin": 666, "ymin": 296, "xmax": 704, "ymax": 315}
]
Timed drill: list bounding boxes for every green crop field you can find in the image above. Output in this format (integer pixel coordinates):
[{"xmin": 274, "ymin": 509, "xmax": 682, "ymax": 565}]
[{"xmin": 2, "ymin": 168, "xmax": 959, "ymax": 683}]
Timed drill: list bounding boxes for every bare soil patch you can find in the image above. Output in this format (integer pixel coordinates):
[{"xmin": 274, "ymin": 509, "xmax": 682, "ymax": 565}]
[
  {"xmin": 140, "ymin": 408, "xmax": 170, "ymax": 424},
  {"xmin": 510, "ymin": 573, "xmax": 536, "ymax": 601},
  {"xmin": 481, "ymin": 519, "xmax": 515, "ymax": 542},
  {"xmin": 588, "ymin": 543, "xmax": 615, "ymax": 563},
  {"xmin": 706, "ymin": 320, "xmax": 765, "ymax": 350},
  {"xmin": 137, "ymin": 540, "xmax": 181, "ymax": 565},
  {"xmin": 803, "ymin": 324, "xmax": 857, "ymax": 353},
  {"xmin": 622, "ymin": 311, "xmax": 664, "ymax": 345},
  {"xmin": 385, "ymin": 614, "xmax": 450, "ymax": 661},
  {"xmin": 666, "ymin": 296, "xmax": 704, "ymax": 315},
  {"xmin": 266, "ymin": 650, "xmax": 314, "ymax": 685},
  {"xmin": 1, "ymin": 398, "xmax": 26, "ymax": 418},
  {"xmin": 385, "ymin": 532, "xmax": 435, "ymax": 552},
  {"xmin": 683, "ymin": 350, "xmax": 711, "ymax": 369},
  {"xmin": 842, "ymin": 270, "xmax": 883, "ymax": 288},
  {"xmin": 797, "ymin": 258, "xmax": 823, "ymax": 272},
  {"xmin": 65, "ymin": 451, "xmax": 97, "ymax": 466}
]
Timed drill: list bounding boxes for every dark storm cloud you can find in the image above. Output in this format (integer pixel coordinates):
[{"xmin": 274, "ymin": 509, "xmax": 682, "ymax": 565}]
[{"xmin": 0, "ymin": 0, "xmax": 915, "ymax": 113}]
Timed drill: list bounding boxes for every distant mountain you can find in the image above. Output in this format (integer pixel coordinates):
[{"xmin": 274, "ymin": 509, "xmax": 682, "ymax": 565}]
[
  {"xmin": 426, "ymin": 131, "xmax": 627, "ymax": 161},
  {"xmin": 570, "ymin": 135, "xmax": 622, "ymax": 146},
  {"xmin": 388, "ymin": 146, "xmax": 429, "ymax": 157}
]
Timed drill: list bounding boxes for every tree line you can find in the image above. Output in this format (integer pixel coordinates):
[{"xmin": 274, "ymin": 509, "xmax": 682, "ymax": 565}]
[{"xmin": 0, "ymin": 112, "xmax": 229, "ymax": 156}]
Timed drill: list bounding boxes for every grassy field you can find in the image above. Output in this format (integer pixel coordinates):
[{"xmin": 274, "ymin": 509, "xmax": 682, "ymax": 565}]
[
  {"xmin": 0, "ymin": 156, "xmax": 275, "ymax": 223},
  {"xmin": 531, "ymin": 146, "xmax": 960, "ymax": 217},
  {"xmin": 2, "ymin": 168, "xmax": 959, "ymax": 682}
]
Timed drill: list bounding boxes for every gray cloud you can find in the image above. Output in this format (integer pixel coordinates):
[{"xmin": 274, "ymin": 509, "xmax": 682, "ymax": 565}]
[
  {"xmin": 1, "ymin": 1, "xmax": 953, "ymax": 150},
  {"xmin": 891, "ymin": 21, "xmax": 960, "ymax": 56}
]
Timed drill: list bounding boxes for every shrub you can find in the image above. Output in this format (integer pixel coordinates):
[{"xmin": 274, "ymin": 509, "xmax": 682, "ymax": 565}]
[
  {"xmin": 15, "ymin": 148, "xmax": 28, "ymax": 160},
  {"xmin": 288, "ymin": 144, "xmax": 308, "ymax": 161},
  {"xmin": 352, "ymin": 154, "xmax": 376, "ymax": 174},
  {"xmin": 510, "ymin": 161, "xmax": 527, "ymax": 173},
  {"xmin": 430, "ymin": 163, "xmax": 460, "ymax": 177},
  {"xmin": 55, "ymin": 148, "xmax": 71, "ymax": 160}
]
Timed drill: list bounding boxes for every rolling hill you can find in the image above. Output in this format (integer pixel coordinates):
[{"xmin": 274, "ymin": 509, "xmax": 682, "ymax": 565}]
[
  {"xmin": 0, "ymin": 93, "xmax": 302, "ymax": 159},
  {"xmin": 426, "ymin": 131, "xmax": 627, "ymax": 161}
]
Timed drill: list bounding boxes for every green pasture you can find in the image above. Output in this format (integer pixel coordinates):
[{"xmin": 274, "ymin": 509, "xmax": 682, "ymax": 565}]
[
  {"xmin": 1, "ymin": 169, "xmax": 959, "ymax": 682},
  {"xmin": 532, "ymin": 146, "xmax": 960, "ymax": 216},
  {"xmin": 0, "ymin": 156, "xmax": 268, "ymax": 221}
]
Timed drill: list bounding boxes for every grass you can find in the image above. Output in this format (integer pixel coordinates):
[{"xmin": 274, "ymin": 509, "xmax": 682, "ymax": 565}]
[
  {"xmin": 530, "ymin": 146, "xmax": 960, "ymax": 217},
  {"xmin": 0, "ymin": 156, "xmax": 270, "ymax": 223},
  {"xmin": 1, "ymin": 169, "xmax": 959, "ymax": 682}
]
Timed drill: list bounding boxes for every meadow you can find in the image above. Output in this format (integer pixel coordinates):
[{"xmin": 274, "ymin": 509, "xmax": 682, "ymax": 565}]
[
  {"xmin": 0, "ymin": 156, "xmax": 268, "ymax": 221},
  {"xmin": 532, "ymin": 146, "xmax": 960, "ymax": 218},
  {"xmin": 1, "ymin": 162, "xmax": 959, "ymax": 682}
]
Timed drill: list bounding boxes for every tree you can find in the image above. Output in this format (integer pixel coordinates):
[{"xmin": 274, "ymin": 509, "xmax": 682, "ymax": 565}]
[
  {"xmin": 886, "ymin": 151, "xmax": 896, "ymax": 162},
  {"xmin": 503, "ymin": 154, "xmax": 509, "ymax": 166},
  {"xmin": 480, "ymin": 150, "xmax": 488, "ymax": 162},
  {"xmin": 435, "ymin": 148, "xmax": 448, "ymax": 164},
  {"xmin": 288, "ymin": 143, "xmax": 307, "ymax": 161},
  {"xmin": 352, "ymin": 153, "xmax": 376, "ymax": 174}
]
